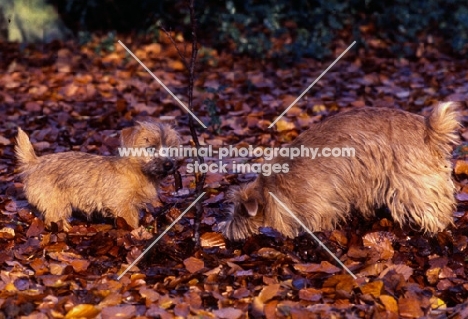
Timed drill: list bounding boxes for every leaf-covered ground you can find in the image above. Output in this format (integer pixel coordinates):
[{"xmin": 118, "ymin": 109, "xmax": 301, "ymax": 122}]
[{"xmin": 1, "ymin": 35, "xmax": 468, "ymax": 318}]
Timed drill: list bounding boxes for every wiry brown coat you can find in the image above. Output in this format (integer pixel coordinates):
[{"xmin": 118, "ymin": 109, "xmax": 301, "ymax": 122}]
[
  {"xmin": 221, "ymin": 102, "xmax": 460, "ymax": 240},
  {"xmin": 15, "ymin": 120, "xmax": 180, "ymax": 231}
]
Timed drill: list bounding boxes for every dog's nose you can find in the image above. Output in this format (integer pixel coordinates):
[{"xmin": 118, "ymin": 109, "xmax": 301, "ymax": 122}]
[{"xmin": 163, "ymin": 159, "xmax": 174, "ymax": 172}]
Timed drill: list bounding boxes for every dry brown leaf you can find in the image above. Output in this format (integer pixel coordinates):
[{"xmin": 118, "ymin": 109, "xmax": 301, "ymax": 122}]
[
  {"xmin": 398, "ymin": 297, "xmax": 424, "ymax": 318},
  {"xmin": 0, "ymin": 227, "xmax": 15, "ymax": 239},
  {"xmin": 250, "ymin": 296, "xmax": 265, "ymax": 317},
  {"xmin": 40, "ymin": 275, "xmax": 69, "ymax": 287},
  {"xmin": 256, "ymin": 247, "xmax": 283, "ymax": 259},
  {"xmin": 232, "ymin": 287, "xmax": 250, "ymax": 299},
  {"xmin": 204, "ymin": 172, "xmax": 225, "ymax": 185},
  {"xmin": 49, "ymin": 263, "xmax": 68, "ymax": 275},
  {"xmin": 263, "ymin": 300, "xmax": 278, "ymax": 318},
  {"xmin": 363, "ymin": 232, "xmax": 395, "ymax": 260},
  {"xmin": 275, "ymin": 119, "xmax": 296, "ymax": 132},
  {"xmin": 359, "ymin": 262, "xmax": 387, "ymax": 277},
  {"xmin": 4, "ymin": 200, "xmax": 17, "ymax": 212},
  {"xmin": 454, "ymin": 160, "xmax": 468, "ymax": 175},
  {"xmin": 99, "ymin": 292, "xmax": 123, "ymax": 307},
  {"xmin": 130, "ymin": 227, "xmax": 153, "ymax": 240},
  {"xmin": 347, "ymin": 246, "xmax": 369, "ymax": 259},
  {"xmin": 379, "ymin": 264, "xmax": 413, "ymax": 281},
  {"xmin": 439, "ymin": 266, "xmax": 456, "ymax": 279},
  {"xmin": 318, "ymin": 261, "xmax": 342, "ymax": 274},
  {"xmin": 146, "ymin": 305, "xmax": 173, "ymax": 319},
  {"xmin": 430, "ymin": 296, "xmax": 446, "ymax": 310},
  {"xmin": 312, "ymin": 104, "xmax": 326, "ymax": 113},
  {"xmin": 426, "ymin": 267, "xmax": 440, "ymax": 285},
  {"xmin": 101, "ymin": 305, "xmax": 136, "ymax": 319},
  {"xmin": 329, "ymin": 230, "xmax": 348, "ymax": 246},
  {"xmin": 213, "ymin": 307, "xmax": 244, "ymax": 319},
  {"xmin": 174, "ymin": 303, "xmax": 190, "ymax": 317},
  {"xmin": 169, "ymin": 59, "xmax": 185, "ymax": 71},
  {"xmin": 102, "ymin": 52, "xmax": 122, "ymax": 64},
  {"xmin": 184, "ymin": 257, "xmax": 205, "ymax": 274},
  {"xmin": 145, "ymin": 43, "xmax": 162, "ymax": 55},
  {"xmin": 65, "ymin": 304, "xmax": 100, "ymax": 319},
  {"xmin": 294, "ymin": 263, "xmax": 321, "ymax": 273},
  {"xmin": 26, "ymin": 218, "xmax": 45, "ymax": 237},
  {"xmin": 360, "ymin": 280, "xmax": 384, "ymax": 298},
  {"xmin": 30, "ymin": 258, "xmax": 48, "ymax": 276},
  {"xmin": 323, "ymin": 275, "xmax": 357, "ymax": 293},
  {"xmin": 380, "ymin": 295, "xmax": 398, "ymax": 313},
  {"xmin": 299, "ymin": 288, "xmax": 322, "ymax": 302},
  {"xmin": 200, "ymin": 232, "xmax": 226, "ymax": 248},
  {"xmin": 258, "ymin": 283, "xmax": 281, "ymax": 303},
  {"xmin": 48, "ymin": 252, "xmax": 90, "ymax": 273},
  {"xmin": 0, "ymin": 135, "xmax": 10, "ymax": 145},
  {"xmin": 139, "ymin": 286, "xmax": 160, "ymax": 305}
]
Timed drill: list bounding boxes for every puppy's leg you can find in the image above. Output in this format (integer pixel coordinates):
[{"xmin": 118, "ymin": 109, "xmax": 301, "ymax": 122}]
[
  {"xmin": 113, "ymin": 204, "xmax": 140, "ymax": 229},
  {"xmin": 43, "ymin": 205, "xmax": 72, "ymax": 231}
]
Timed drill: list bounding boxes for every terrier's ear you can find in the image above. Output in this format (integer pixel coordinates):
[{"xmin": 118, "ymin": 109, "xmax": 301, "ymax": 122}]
[
  {"xmin": 121, "ymin": 126, "xmax": 138, "ymax": 147},
  {"xmin": 243, "ymin": 199, "xmax": 258, "ymax": 217}
]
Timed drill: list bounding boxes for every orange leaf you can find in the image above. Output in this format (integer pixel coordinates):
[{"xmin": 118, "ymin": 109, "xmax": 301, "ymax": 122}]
[
  {"xmin": 380, "ymin": 295, "xmax": 398, "ymax": 313},
  {"xmin": 360, "ymin": 281, "xmax": 384, "ymax": 298},
  {"xmin": 184, "ymin": 257, "xmax": 204, "ymax": 274},
  {"xmin": 65, "ymin": 304, "xmax": 100, "ymax": 319},
  {"xmin": 258, "ymin": 283, "xmax": 281, "ymax": 303}
]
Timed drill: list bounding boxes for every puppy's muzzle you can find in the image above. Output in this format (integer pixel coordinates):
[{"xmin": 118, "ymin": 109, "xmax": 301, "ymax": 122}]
[
  {"xmin": 163, "ymin": 159, "xmax": 176, "ymax": 174},
  {"xmin": 143, "ymin": 157, "xmax": 178, "ymax": 177}
]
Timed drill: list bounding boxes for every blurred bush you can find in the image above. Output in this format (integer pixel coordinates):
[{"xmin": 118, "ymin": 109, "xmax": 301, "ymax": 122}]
[{"xmin": 49, "ymin": 0, "xmax": 468, "ymax": 60}]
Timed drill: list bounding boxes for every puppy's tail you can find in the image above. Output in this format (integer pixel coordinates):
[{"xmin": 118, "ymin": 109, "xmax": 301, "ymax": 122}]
[
  {"xmin": 16, "ymin": 128, "xmax": 38, "ymax": 166},
  {"xmin": 426, "ymin": 102, "xmax": 460, "ymax": 150}
]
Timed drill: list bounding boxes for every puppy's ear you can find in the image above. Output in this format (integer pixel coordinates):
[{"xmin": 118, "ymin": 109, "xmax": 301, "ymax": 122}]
[
  {"xmin": 121, "ymin": 126, "xmax": 138, "ymax": 147},
  {"xmin": 243, "ymin": 199, "xmax": 258, "ymax": 217}
]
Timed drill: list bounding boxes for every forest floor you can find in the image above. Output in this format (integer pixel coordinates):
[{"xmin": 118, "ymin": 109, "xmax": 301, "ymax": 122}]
[{"xmin": 0, "ymin": 35, "xmax": 468, "ymax": 318}]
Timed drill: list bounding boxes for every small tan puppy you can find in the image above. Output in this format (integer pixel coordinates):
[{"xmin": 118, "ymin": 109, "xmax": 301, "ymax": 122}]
[
  {"xmin": 221, "ymin": 102, "xmax": 460, "ymax": 240},
  {"xmin": 16, "ymin": 120, "xmax": 180, "ymax": 230}
]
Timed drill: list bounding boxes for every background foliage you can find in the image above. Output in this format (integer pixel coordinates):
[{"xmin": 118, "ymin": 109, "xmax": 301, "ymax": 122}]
[{"xmin": 49, "ymin": 0, "xmax": 468, "ymax": 60}]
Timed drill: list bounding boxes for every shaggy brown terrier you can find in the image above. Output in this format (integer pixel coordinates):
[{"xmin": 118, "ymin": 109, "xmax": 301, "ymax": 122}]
[
  {"xmin": 16, "ymin": 120, "xmax": 180, "ymax": 231},
  {"xmin": 221, "ymin": 102, "xmax": 460, "ymax": 240}
]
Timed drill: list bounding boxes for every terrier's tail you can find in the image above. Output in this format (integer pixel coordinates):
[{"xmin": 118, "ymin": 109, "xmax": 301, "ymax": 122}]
[
  {"xmin": 426, "ymin": 102, "xmax": 460, "ymax": 152},
  {"xmin": 16, "ymin": 128, "xmax": 38, "ymax": 166}
]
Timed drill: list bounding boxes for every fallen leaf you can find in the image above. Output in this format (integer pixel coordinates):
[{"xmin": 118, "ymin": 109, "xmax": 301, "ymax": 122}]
[
  {"xmin": 101, "ymin": 305, "xmax": 136, "ymax": 319},
  {"xmin": 0, "ymin": 227, "xmax": 15, "ymax": 239},
  {"xmin": 454, "ymin": 160, "xmax": 468, "ymax": 175},
  {"xmin": 184, "ymin": 257, "xmax": 204, "ymax": 273},
  {"xmin": 0, "ymin": 135, "xmax": 10, "ymax": 145},
  {"xmin": 65, "ymin": 304, "xmax": 100, "ymax": 319},
  {"xmin": 398, "ymin": 297, "xmax": 424, "ymax": 318},
  {"xmin": 213, "ymin": 307, "xmax": 244, "ymax": 319},
  {"xmin": 26, "ymin": 218, "xmax": 44, "ymax": 237},
  {"xmin": 363, "ymin": 232, "xmax": 395, "ymax": 260},
  {"xmin": 380, "ymin": 295, "xmax": 398, "ymax": 313},
  {"xmin": 258, "ymin": 283, "xmax": 281, "ymax": 303},
  {"xmin": 360, "ymin": 280, "xmax": 384, "ymax": 298},
  {"xmin": 200, "ymin": 232, "xmax": 226, "ymax": 248},
  {"xmin": 299, "ymin": 288, "xmax": 322, "ymax": 302},
  {"xmin": 275, "ymin": 119, "xmax": 296, "ymax": 132}
]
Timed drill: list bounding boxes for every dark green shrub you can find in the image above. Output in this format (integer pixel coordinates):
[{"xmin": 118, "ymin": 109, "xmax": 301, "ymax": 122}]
[{"xmin": 51, "ymin": 0, "xmax": 468, "ymax": 60}]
